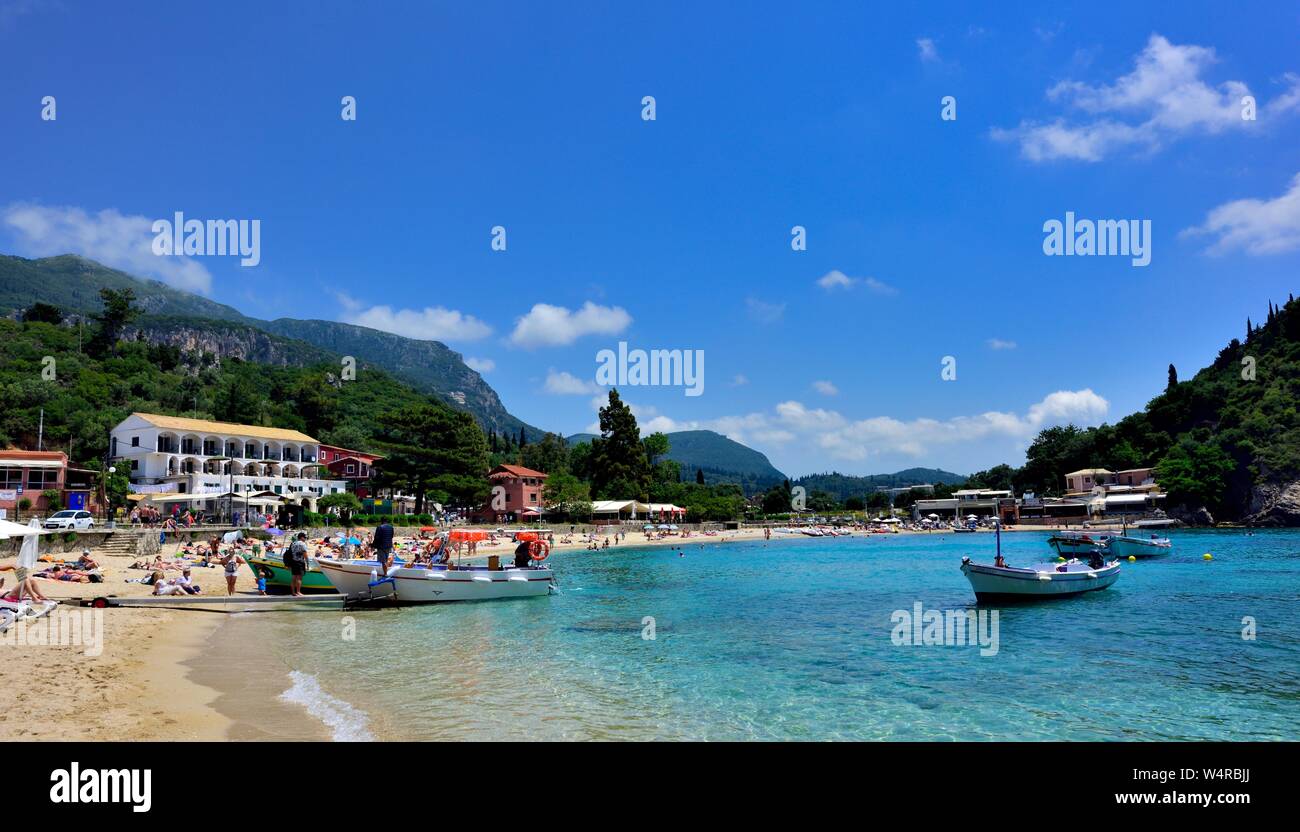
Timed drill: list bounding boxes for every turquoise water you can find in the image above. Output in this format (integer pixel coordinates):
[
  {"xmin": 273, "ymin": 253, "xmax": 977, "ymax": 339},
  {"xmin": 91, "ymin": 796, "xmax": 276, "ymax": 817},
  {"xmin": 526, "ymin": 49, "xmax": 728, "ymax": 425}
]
[{"xmin": 252, "ymin": 531, "xmax": 1300, "ymax": 741}]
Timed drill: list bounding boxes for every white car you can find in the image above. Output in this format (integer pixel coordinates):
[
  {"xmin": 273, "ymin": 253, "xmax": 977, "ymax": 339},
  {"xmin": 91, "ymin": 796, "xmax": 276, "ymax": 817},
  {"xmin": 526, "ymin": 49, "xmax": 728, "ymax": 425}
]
[{"xmin": 44, "ymin": 510, "xmax": 95, "ymax": 531}]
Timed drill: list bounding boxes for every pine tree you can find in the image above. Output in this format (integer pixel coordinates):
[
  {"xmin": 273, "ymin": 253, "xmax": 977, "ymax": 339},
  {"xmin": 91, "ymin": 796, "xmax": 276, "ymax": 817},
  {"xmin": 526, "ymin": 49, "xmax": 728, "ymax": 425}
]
[{"xmin": 589, "ymin": 389, "xmax": 651, "ymax": 500}]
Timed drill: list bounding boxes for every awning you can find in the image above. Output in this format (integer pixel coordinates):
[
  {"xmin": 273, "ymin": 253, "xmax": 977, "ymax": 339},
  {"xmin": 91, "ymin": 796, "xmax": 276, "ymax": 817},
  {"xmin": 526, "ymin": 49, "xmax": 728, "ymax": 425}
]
[{"xmin": 1104, "ymin": 494, "xmax": 1148, "ymax": 506}]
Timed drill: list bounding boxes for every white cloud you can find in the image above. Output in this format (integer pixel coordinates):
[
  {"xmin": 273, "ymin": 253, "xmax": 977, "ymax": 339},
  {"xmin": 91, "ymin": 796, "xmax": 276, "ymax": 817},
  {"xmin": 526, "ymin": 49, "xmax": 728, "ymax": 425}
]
[
  {"xmin": 336, "ymin": 293, "xmax": 492, "ymax": 342},
  {"xmin": 599, "ymin": 389, "xmax": 1109, "ymax": 463},
  {"xmin": 464, "ymin": 356, "xmax": 495, "ymax": 373},
  {"xmin": 544, "ymin": 369, "xmax": 599, "ymax": 395},
  {"xmin": 916, "ymin": 38, "xmax": 939, "ymax": 63},
  {"xmin": 731, "ymin": 374, "xmax": 749, "ymax": 386},
  {"xmin": 816, "ymin": 269, "xmax": 855, "ymax": 290},
  {"xmin": 816, "ymin": 270, "xmax": 898, "ymax": 295},
  {"xmin": 992, "ymin": 34, "xmax": 1300, "ymax": 162},
  {"xmin": 2, "ymin": 202, "xmax": 213, "ymax": 294},
  {"xmin": 812, "ymin": 380, "xmax": 839, "ymax": 396},
  {"xmin": 745, "ymin": 297, "xmax": 786, "ymax": 324},
  {"xmin": 510, "ymin": 301, "xmax": 631, "ymax": 348},
  {"xmin": 1182, "ymin": 172, "xmax": 1300, "ymax": 256},
  {"xmin": 987, "ymin": 338, "xmax": 1018, "ymax": 350}
]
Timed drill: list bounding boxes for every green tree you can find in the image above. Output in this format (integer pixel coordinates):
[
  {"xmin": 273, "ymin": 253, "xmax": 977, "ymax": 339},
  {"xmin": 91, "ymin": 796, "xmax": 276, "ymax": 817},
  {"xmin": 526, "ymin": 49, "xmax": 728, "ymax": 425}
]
[
  {"xmin": 22, "ymin": 302, "xmax": 63, "ymax": 324},
  {"xmin": 88, "ymin": 288, "xmax": 140, "ymax": 356},
  {"xmin": 319, "ymin": 491, "xmax": 363, "ymax": 525},
  {"xmin": 1157, "ymin": 438, "xmax": 1236, "ymax": 515},
  {"xmin": 372, "ymin": 402, "xmax": 490, "ymax": 513},
  {"xmin": 542, "ymin": 471, "xmax": 592, "ymax": 520},
  {"xmin": 589, "ymin": 389, "xmax": 650, "ymax": 500},
  {"xmin": 521, "ymin": 431, "xmax": 570, "ymax": 475}
]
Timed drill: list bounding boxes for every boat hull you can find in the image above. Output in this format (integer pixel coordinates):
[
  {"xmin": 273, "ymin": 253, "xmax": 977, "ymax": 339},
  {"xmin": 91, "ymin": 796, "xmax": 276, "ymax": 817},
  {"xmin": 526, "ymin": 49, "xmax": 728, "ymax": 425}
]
[
  {"xmin": 317, "ymin": 559, "xmax": 553, "ymax": 603},
  {"xmin": 1107, "ymin": 536, "xmax": 1172, "ymax": 558},
  {"xmin": 245, "ymin": 554, "xmax": 337, "ymax": 593},
  {"xmin": 961, "ymin": 559, "xmax": 1120, "ymax": 602}
]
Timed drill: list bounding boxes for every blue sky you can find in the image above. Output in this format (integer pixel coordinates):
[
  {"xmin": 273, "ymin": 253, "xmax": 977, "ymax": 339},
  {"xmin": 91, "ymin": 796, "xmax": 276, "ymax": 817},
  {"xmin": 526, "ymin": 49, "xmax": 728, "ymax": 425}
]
[{"xmin": 3, "ymin": 1, "xmax": 1298, "ymax": 478}]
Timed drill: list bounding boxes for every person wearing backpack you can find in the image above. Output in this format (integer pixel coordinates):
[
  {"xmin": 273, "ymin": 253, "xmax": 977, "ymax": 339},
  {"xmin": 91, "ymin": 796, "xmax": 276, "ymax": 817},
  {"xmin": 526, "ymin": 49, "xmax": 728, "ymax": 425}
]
[{"xmin": 284, "ymin": 532, "xmax": 310, "ymax": 596}]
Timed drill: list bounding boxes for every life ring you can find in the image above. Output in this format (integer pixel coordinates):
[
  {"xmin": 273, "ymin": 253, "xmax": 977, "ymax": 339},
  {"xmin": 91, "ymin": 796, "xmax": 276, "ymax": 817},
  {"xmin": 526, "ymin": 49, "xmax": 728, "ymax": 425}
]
[{"xmin": 528, "ymin": 540, "xmax": 550, "ymax": 562}]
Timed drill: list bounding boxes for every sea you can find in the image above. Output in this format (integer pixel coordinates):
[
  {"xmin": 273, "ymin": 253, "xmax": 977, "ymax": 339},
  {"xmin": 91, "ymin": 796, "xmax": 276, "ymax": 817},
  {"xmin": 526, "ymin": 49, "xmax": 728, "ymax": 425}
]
[{"xmin": 196, "ymin": 529, "xmax": 1300, "ymax": 741}]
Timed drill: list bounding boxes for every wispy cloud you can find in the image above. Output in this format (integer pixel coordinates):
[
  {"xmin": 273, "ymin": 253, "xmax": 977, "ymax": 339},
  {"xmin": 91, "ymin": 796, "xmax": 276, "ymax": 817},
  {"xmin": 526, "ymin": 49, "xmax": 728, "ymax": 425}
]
[
  {"xmin": 464, "ymin": 356, "xmax": 495, "ymax": 373},
  {"xmin": 730, "ymin": 374, "xmax": 749, "ymax": 386},
  {"xmin": 544, "ymin": 369, "xmax": 599, "ymax": 395},
  {"xmin": 987, "ymin": 338, "xmax": 1018, "ymax": 350},
  {"xmin": 992, "ymin": 34, "xmax": 1300, "ymax": 162},
  {"xmin": 816, "ymin": 270, "xmax": 898, "ymax": 295},
  {"xmin": 336, "ymin": 293, "xmax": 491, "ymax": 342},
  {"xmin": 745, "ymin": 297, "xmax": 786, "ymax": 324},
  {"xmin": 2, "ymin": 202, "xmax": 212, "ymax": 294},
  {"xmin": 510, "ymin": 301, "xmax": 631, "ymax": 348},
  {"xmin": 916, "ymin": 37, "xmax": 940, "ymax": 63},
  {"xmin": 812, "ymin": 380, "xmax": 839, "ymax": 396},
  {"xmin": 1182, "ymin": 172, "xmax": 1300, "ymax": 255}
]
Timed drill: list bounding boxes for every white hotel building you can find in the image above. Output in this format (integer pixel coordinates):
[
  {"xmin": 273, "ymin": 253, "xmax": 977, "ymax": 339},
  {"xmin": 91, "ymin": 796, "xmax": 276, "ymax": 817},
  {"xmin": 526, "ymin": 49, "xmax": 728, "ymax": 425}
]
[{"xmin": 109, "ymin": 412, "xmax": 346, "ymax": 512}]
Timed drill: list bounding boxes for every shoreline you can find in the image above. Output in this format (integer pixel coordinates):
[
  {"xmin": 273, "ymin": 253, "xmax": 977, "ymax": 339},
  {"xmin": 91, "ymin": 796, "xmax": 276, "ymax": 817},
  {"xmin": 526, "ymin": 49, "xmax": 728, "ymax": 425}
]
[{"xmin": 0, "ymin": 522, "xmax": 1201, "ymax": 741}]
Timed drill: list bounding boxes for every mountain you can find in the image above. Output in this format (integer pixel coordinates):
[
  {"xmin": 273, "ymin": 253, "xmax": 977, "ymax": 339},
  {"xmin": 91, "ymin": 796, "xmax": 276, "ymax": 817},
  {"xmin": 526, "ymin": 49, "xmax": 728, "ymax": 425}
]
[
  {"xmin": 567, "ymin": 429, "xmax": 788, "ymax": 494},
  {"xmin": 793, "ymin": 469, "xmax": 966, "ymax": 502},
  {"xmin": 0, "ymin": 254, "xmax": 542, "ymax": 440}
]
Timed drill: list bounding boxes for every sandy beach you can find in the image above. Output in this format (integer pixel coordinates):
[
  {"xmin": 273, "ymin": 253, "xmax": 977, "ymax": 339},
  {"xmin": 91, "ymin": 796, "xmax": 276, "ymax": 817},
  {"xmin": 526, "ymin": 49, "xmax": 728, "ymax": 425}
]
[{"xmin": 0, "ymin": 521, "xmax": 1103, "ymax": 741}]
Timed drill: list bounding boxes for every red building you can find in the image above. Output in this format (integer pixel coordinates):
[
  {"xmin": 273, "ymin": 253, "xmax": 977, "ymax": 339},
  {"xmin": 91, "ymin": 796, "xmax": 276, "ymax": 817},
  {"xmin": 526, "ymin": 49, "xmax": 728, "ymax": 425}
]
[
  {"xmin": 478, "ymin": 464, "xmax": 548, "ymax": 522},
  {"xmin": 0, "ymin": 450, "xmax": 98, "ymax": 516},
  {"xmin": 318, "ymin": 444, "xmax": 383, "ymax": 499}
]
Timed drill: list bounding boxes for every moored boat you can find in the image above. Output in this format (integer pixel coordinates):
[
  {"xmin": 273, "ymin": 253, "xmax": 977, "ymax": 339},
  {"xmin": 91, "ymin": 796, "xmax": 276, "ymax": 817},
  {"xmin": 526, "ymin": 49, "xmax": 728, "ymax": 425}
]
[
  {"xmin": 960, "ymin": 557, "xmax": 1121, "ymax": 602},
  {"xmin": 244, "ymin": 552, "xmax": 338, "ymax": 593},
  {"xmin": 1046, "ymin": 531, "xmax": 1110, "ymax": 556},
  {"xmin": 318, "ymin": 529, "xmax": 555, "ymax": 604},
  {"xmin": 961, "ymin": 520, "xmax": 1121, "ymax": 602},
  {"xmin": 1106, "ymin": 534, "xmax": 1172, "ymax": 558}
]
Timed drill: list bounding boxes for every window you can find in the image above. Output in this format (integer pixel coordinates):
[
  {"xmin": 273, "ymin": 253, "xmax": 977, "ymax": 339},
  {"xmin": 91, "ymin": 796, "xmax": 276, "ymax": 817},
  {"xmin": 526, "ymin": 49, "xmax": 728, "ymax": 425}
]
[
  {"xmin": 131, "ymin": 460, "xmax": 139, "ymax": 471},
  {"xmin": 346, "ymin": 464, "xmax": 356, "ymax": 475},
  {"xmin": 131, "ymin": 436, "xmax": 139, "ymax": 447},
  {"xmin": 529, "ymin": 493, "xmax": 538, "ymax": 504},
  {"xmin": 0, "ymin": 468, "xmax": 22, "ymax": 488},
  {"xmin": 27, "ymin": 468, "xmax": 59, "ymax": 489}
]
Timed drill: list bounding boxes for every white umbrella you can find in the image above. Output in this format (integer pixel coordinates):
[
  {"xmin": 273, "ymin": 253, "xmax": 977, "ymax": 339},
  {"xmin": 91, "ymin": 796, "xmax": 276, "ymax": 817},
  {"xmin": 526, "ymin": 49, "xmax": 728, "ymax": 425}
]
[
  {"xmin": 0, "ymin": 518, "xmax": 51, "ymax": 539},
  {"xmin": 927, "ymin": 514, "xmax": 939, "ymax": 519},
  {"xmin": 17, "ymin": 518, "xmax": 44, "ymax": 570}
]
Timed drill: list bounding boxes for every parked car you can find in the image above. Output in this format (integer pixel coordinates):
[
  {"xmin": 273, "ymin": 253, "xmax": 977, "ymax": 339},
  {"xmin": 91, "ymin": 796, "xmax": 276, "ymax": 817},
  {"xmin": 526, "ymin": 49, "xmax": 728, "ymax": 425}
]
[{"xmin": 44, "ymin": 510, "xmax": 95, "ymax": 531}]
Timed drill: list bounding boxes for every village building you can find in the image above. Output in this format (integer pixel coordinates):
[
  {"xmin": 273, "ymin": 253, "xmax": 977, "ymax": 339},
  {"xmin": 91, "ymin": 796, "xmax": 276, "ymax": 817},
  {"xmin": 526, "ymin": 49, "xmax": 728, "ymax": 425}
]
[
  {"xmin": 108, "ymin": 412, "xmax": 346, "ymax": 518},
  {"xmin": 319, "ymin": 443, "xmax": 383, "ymax": 499},
  {"xmin": 0, "ymin": 449, "xmax": 99, "ymax": 517}
]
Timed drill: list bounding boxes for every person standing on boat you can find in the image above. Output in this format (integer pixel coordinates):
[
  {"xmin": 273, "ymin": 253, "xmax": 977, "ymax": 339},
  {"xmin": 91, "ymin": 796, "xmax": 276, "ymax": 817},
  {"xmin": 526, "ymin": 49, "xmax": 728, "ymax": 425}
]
[
  {"xmin": 374, "ymin": 517, "xmax": 395, "ymax": 575},
  {"xmin": 514, "ymin": 538, "xmax": 533, "ymax": 569}
]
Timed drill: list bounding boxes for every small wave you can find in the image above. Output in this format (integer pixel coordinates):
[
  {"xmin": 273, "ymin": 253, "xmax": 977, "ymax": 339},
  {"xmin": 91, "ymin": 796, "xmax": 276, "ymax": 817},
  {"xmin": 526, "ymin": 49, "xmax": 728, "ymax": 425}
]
[{"xmin": 279, "ymin": 670, "xmax": 374, "ymax": 742}]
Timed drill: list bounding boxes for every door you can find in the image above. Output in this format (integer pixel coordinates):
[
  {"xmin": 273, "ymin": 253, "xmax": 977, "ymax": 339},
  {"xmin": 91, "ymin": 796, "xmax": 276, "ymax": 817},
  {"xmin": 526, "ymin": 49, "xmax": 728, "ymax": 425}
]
[{"xmin": 68, "ymin": 491, "xmax": 87, "ymax": 510}]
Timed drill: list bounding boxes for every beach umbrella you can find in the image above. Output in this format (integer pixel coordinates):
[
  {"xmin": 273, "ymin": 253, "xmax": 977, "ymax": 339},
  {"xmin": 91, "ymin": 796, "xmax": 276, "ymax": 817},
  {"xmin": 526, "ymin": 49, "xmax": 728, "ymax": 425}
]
[
  {"xmin": 657, "ymin": 524, "xmax": 671, "ymax": 530},
  {"xmin": 338, "ymin": 536, "xmax": 362, "ymax": 545},
  {"xmin": 266, "ymin": 527, "xmax": 285, "ymax": 537},
  {"xmin": 927, "ymin": 514, "xmax": 939, "ymax": 519},
  {"xmin": 16, "ymin": 519, "xmax": 44, "ymax": 569},
  {"xmin": 448, "ymin": 529, "xmax": 488, "ymax": 543},
  {"xmin": 0, "ymin": 518, "xmax": 50, "ymax": 540},
  {"xmin": 667, "ymin": 524, "xmax": 679, "ymax": 530}
]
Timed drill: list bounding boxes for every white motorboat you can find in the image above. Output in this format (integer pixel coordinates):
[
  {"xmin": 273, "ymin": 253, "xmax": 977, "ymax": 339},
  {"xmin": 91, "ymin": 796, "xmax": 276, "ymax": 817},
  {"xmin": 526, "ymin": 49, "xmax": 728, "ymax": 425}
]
[
  {"xmin": 960, "ymin": 557, "xmax": 1121, "ymax": 602},
  {"xmin": 1106, "ymin": 534, "xmax": 1172, "ymax": 558},
  {"xmin": 317, "ymin": 530, "xmax": 554, "ymax": 603},
  {"xmin": 961, "ymin": 519, "xmax": 1120, "ymax": 601},
  {"xmin": 317, "ymin": 559, "xmax": 553, "ymax": 603}
]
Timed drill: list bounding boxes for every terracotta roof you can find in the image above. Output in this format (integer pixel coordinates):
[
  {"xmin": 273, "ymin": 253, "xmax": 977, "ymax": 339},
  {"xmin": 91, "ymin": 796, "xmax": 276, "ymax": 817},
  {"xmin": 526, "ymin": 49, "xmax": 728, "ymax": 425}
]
[
  {"xmin": 130, "ymin": 412, "xmax": 317, "ymax": 443},
  {"xmin": 488, "ymin": 464, "xmax": 548, "ymax": 479}
]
